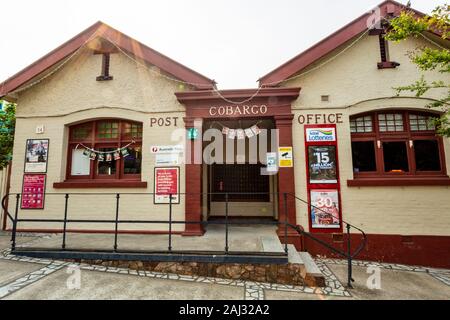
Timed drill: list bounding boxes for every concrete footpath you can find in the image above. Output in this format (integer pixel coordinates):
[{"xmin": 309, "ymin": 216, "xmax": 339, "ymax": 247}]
[{"xmin": 0, "ymin": 232, "xmax": 449, "ymax": 300}]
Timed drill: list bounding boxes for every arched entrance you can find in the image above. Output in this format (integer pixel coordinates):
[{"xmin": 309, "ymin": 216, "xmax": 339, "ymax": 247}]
[{"xmin": 176, "ymin": 88, "xmax": 302, "ymax": 246}]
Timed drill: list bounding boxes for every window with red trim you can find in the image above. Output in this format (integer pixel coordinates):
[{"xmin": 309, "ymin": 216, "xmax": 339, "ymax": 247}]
[
  {"xmin": 67, "ymin": 119, "xmax": 142, "ymax": 181},
  {"xmin": 350, "ymin": 110, "xmax": 447, "ymax": 178}
]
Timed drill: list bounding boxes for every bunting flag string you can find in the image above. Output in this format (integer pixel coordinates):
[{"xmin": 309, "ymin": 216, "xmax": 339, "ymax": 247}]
[
  {"xmin": 214, "ymin": 121, "xmax": 262, "ymax": 140},
  {"xmin": 75, "ymin": 141, "xmax": 135, "ymax": 161}
]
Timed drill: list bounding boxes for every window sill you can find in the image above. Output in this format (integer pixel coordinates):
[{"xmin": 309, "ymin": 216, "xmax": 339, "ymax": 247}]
[
  {"xmin": 53, "ymin": 180, "xmax": 147, "ymax": 188},
  {"xmin": 347, "ymin": 177, "xmax": 450, "ymax": 187}
]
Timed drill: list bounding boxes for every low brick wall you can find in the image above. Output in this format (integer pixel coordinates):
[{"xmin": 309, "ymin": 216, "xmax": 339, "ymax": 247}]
[{"xmin": 66, "ymin": 259, "xmax": 325, "ymax": 287}]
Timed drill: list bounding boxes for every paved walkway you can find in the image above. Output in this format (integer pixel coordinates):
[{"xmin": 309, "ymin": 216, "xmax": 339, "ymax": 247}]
[{"xmin": 0, "ymin": 233, "xmax": 449, "ymax": 300}]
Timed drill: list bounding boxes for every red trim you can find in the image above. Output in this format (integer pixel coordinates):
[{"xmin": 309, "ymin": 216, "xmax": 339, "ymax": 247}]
[
  {"xmin": 0, "ymin": 21, "xmax": 214, "ymax": 97},
  {"xmin": 53, "ymin": 181, "xmax": 147, "ymax": 188},
  {"xmin": 347, "ymin": 177, "xmax": 450, "ymax": 187},
  {"xmin": 273, "ymin": 115, "xmax": 298, "ymax": 237},
  {"xmin": 8, "ymin": 228, "xmax": 182, "ymax": 235},
  {"xmin": 259, "ymin": 0, "xmax": 441, "ymax": 86},
  {"xmin": 301, "ymin": 233, "xmax": 450, "ymax": 269},
  {"xmin": 176, "ymin": 87, "xmax": 301, "ymax": 101},
  {"xmin": 176, "ymin": 88, "xmax": 301, "ymax": 119}
]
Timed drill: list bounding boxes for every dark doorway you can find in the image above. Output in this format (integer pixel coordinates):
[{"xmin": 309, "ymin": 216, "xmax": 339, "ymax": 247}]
[{"xmin": 211, "ymin": 163, "xmax": 270, "ymax": 202}]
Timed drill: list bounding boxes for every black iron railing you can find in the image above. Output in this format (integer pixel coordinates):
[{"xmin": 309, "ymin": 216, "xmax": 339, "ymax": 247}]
[{"xmin": 1, "ymin": 192, "xmax": 366, "ymax": 288}]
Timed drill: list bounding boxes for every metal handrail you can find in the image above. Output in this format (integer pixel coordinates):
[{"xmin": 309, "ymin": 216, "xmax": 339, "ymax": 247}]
[{"xmin": 1, "ymin": 192, "xmax": 367, "ymax": 288}]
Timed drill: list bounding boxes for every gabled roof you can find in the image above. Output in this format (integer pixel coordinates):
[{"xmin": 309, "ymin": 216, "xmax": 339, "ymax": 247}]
[
  {"xmin": 258, "ymin": 0, "xmax": 437, "ymax": 87},
  {"xmin": 0, "ymin": 21, "xmax": 215, "ymax": 98}
]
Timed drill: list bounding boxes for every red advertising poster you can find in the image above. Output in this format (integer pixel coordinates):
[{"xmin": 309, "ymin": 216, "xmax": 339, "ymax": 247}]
[
  {"xmin": 310, "ymin": 189, "xmax": 340, "ymax": 229},
  {"xmin": 154, "ymin": 167, "xmax": 180, "ymax": 204},
  {"xmin": 21, "ymin": 174, "xmax": 46, "ymax": 209}
]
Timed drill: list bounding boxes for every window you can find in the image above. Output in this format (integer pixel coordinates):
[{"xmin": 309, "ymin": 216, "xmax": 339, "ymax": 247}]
[
  {"xmin": 350, "ymin": 111, "xmax": 446, "ymax": 179},
  {"xmin": 409, "ymin": 114, "xmax": 435, "ymax": 131},
  {"xmin": 351, "ymin": 141, "xmax": 376, "ymax": 172},
  {"xmin": 382, "ymin": 142, "xmax": 409, "ymax": 172},
  {"xmin": 378, "ymin": 113, "xmax": 404, "ymax": 132},
  {"xmin": 67, "ymin": 119, "xmax": 142, "ymax": 181},
  {"xmin": 350, "ymin": 116, "xmax": 373, "ymax": 133},
  {"xmin": 414, "ymin": 140, "xmax": 441, "ymax": 171}
]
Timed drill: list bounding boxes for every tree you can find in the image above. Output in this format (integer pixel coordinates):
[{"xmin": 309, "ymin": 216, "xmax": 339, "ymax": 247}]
[
  {"xmin": 385, "ymin": 4, "xmax": 450, "ymax": 137},
  {"xmin": 0, "ymin": 101, "xmax": 16, "ymax": 169}
]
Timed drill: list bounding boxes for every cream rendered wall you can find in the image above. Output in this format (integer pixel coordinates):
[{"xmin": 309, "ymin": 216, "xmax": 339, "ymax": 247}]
[
  {"xmin": 282, "ymin": 34, "xmax": 450, "ymax": 236},
  {"xmin": 7, "ymin": 49, "xmax": 192, "ymax": 232}
]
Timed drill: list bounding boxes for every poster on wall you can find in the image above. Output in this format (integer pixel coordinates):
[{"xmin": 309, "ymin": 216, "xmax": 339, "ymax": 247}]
[
  {"xmin": 278, "ymin": 147, "xmax": 293, "ymax": 167},
  {"xmin": 308, "ymin": 146, "xmax": 337, "ymax": 183},
  {"xmin": 266, "ymin": 152, "xmax": 278, "ymax": 172},
  {"xmin": 154, "ymin": 167, "xmax": 180, "ymax": 204},
  {"xmin": 24, "ymin": 139, "xmax": 49, "ymax": 173},
  {"xmin": 21, "ymin": 174, "xmax": 46, "ymax": 209},
  {"xmin": 310, "ymin": 189, "xmax": 340, "ymax": 229}
]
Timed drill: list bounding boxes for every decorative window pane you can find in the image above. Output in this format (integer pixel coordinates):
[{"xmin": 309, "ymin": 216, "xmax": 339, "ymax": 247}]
[
  {"xmin": 71, "ymin": 148, "xmax": 90, "ymax": 176},
  {"xmin": 97, "ymin": 148, "xmax": 117, "ymax": 175},
  {"xmin": 378, "ymin": 113, "xmax": 403, "ymax": 132},
  {"xmin": 122, "ymin": 122, "xmax": 143, "ymax": 140},
  {"xmin": 123, "ymin": 146, "xmax": 142, "ymax": 174},
  {"xmin": 350, "ymin": 115, "xmax": 373, "ymax": 133},
  {"xmin": 72, "ymin": 124, "xmax": 92, "ymax": 140},
  {"xmin": 97, "ymin": 121, "xmax": 119, "ymax": 139},
  {"xmin": 409, "ymin": 114, "xmax": 435, "ymax": 131}
]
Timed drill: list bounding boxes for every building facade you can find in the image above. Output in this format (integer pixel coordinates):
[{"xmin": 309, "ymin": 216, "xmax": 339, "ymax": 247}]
[{"xmin": 1, "ymin": 1, "xmax": 449, "ymax": 268}]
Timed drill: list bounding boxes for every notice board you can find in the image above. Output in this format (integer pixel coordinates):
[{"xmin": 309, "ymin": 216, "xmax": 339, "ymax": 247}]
[
  {"xmin": 304, "ymin": 124, "xmax": 342, "ymax": 232},
  {"xmin": 21, "ymin": 174, "xmax": 46, "ymax": 209},
  {"xmin": 154, "ymin": 167, "xmax": 180, "ymax": 204}
]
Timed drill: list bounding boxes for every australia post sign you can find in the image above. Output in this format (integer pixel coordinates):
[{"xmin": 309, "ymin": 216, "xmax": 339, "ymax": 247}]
[{"xmin": 305, "ymin": 127, "xmax": 336, "ymax": 142}]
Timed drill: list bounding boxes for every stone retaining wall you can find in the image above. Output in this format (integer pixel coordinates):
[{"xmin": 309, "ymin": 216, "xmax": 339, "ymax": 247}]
[{"xmin": 66, "ymin": 259, "xmax": 325, "ymax": 287}]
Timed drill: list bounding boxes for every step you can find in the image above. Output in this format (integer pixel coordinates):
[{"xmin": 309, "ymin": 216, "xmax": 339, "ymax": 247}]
[
  {"xmin": 287, "ymin": 244, "xmax": 304, "ymax": 264},
  {"xmin": 261, "ymin": 236, "xmax": 285, "ymax": 254},
  {"xmin": 288, "ymin": 244, "xmax": 326, "ymax": 287},
  {"xmin": 298, "ymin": 251, "xmax": 326, "ymax": 287}
]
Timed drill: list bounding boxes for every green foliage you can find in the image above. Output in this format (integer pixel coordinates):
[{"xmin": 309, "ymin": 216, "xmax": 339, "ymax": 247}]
[
  {"xmin": 411, "ymin": 47, "xmax": 450, "ymax": 73},
  {"xmin": 0, "ymin": 101, "xmax": 16, "ymax": 169},
  {"xmin": 385, "ymin": 4, "xmax": 450, "ymax": 137},
  {"xmin": 386, "ymin": 5, "xmax": 450, "ymax": 41}
]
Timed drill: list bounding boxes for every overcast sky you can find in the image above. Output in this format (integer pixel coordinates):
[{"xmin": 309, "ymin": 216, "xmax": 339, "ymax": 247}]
[{"xmin": 0, "ymin": 0, "xmax": 439, "ymax": 89}]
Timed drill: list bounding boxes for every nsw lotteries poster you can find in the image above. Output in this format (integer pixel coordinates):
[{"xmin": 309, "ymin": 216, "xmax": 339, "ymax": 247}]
[{"xmin": 308, "ymin": 145, "xmax": 337, "ymax": 183}]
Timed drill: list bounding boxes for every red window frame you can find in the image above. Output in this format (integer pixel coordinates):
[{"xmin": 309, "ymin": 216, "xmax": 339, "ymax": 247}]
[
  {"xmin": 350, "ymin": 110, "xmax": 447, "ymax": 179},
  {"xmin": 66, "ymin": 119, "xmax": 143, "ymax": 182}
]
